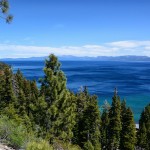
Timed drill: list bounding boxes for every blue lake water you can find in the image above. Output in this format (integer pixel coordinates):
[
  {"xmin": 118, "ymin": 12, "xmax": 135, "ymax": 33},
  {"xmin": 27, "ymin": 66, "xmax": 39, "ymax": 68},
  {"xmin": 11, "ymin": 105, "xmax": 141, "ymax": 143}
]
[{"xmin": 3, "ymin": 60, "xmax": 150, "ymax": 123}]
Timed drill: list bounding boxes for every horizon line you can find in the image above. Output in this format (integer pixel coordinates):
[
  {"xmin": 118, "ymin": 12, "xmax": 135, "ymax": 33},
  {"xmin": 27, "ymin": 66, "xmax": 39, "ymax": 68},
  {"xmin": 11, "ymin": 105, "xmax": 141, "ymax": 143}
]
[{"xmin": 0, "ymin": 55, "xmax": 150, "ymax": 60}]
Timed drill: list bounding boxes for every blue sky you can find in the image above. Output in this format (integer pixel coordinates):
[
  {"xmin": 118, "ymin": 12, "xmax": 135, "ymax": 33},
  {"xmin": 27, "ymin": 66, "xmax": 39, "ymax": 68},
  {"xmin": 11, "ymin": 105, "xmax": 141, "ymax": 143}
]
[{"xmin": 0, "ymin": 0, "xmax": 150, "ymax": 58}]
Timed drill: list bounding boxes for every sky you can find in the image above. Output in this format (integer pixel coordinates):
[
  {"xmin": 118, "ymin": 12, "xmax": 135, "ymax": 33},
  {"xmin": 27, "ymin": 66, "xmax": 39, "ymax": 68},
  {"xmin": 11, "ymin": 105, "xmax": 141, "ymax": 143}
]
[{"xmin": 0, "ymin": 0, "xmax": 150, "ymax": 58}]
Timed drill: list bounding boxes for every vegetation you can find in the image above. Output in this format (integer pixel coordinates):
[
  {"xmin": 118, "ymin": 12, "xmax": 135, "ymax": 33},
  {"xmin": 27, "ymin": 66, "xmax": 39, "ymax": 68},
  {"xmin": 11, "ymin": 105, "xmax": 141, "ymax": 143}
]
[
  {"xmin": 26, "ymin": 140, "xmax": 53, "ymax": 150},
  {"xmin": 137, "ymin": 104, "xmax": 150, "ymax": 150},
  {"xmin": 0, "ymin": 115, "xmax": 35, "ymax": 149},
  {"xmin": 120, "ymin": 100, "xmax": 136, "ymax": 150},
  {"xmin": 0, "ymin": 62, "xmax": 9, "ymax": 69},
  {"xmin": 107, "ymin": 90, "xmax": 122, "ymax": 149},
  {"xmin": 0, "ymin": 55, "xmax": 149, "ymax": 150},
  {"xmin": 0, "ymin": 0, "xmax": 13, "ymax": 23}
]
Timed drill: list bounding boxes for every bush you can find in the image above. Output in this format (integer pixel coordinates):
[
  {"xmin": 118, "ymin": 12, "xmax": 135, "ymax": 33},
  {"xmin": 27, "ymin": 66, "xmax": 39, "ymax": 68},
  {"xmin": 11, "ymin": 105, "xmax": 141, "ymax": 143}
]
[
  {"xmin": 0, "ymin": 115, "xmax": 34, "ymax": 149},
  {"xmin": 53, "ymin": 140, "xmax": 81, "ymax": 150},
  {"xmin": 26, "ymin": 139, "xmax": 81, "ymax": 150},
  {"xmin": 83, "ymin": 141, "xmax": 94, "ymax": 150},
  {"xmin": 26, "ymin": 140, "xmax": 53, "ymax": 150}
]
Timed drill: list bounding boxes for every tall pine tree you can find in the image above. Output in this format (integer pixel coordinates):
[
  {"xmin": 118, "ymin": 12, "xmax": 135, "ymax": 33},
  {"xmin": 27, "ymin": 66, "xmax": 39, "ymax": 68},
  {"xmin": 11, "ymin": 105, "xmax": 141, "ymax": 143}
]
[
  {"xmin": 138, "ymin": 103, "xmax": 150, "ymax": 150},
  {"xmin": 120, "ymin": 100, "xmax": 136, "ymax": 150},
  {"xmin": 73, "ymin": 87, "xmax": 101, "ymax": 150},
  {"xmin": 101, "ymin": 108, "xmax": 110, "ymax": 149},
  {"xmin": 108, "ymin": 88, "xmax": 121, "ymax": 150},
  {"xmin": 40, "ymin": 54, "xmax": 76, "ymax": 142}
]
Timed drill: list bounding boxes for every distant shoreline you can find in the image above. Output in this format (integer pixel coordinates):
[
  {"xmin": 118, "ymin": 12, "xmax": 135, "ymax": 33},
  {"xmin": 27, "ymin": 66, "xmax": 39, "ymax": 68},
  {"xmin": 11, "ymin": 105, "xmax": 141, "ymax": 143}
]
[{"xmin": 1, "ymin": 55, "xmax": 150, "ymax": 62}]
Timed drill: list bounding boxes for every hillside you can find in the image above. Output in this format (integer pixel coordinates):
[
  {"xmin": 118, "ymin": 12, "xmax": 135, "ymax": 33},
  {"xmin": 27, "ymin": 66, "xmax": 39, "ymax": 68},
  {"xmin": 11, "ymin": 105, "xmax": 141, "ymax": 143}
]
[
  {"xmin": 0, "ymin": 62, "xmax": 9, "ymax": 76},
  {"xmin": 0, "ymin": 62, "xmax": 9, "ymax": 70},
  {"xmin": 0, "ymin": 55, "xmax": 149, "ymax": 149}
]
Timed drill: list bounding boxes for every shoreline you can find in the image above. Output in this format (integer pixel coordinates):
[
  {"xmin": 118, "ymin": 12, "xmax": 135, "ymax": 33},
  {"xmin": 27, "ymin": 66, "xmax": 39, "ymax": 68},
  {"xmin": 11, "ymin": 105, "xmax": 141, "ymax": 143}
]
[{"xmin": 136, "ymin": 124, "xmax": 139, "ymax": 129}]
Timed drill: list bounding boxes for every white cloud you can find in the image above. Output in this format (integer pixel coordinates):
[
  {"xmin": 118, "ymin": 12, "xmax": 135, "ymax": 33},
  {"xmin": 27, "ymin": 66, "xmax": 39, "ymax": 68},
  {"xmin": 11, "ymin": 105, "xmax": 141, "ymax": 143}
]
[
  {"xmin": 108, "ymin": 40, "xmax": 150, "ymax": 48},
  {"xmin": 0, "ymin": 40, "xmax": 150, "ymax": 58},
  {"xmin": 145, "ymin": 46, "xmax": 150, "ymax": 50}
]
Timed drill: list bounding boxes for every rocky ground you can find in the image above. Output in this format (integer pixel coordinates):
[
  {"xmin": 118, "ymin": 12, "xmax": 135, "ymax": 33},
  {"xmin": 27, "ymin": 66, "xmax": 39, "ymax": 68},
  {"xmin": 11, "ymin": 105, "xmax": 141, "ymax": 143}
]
[{"xmin": 0, "ymin": 144, "xmax": 14, "ymax": 150}]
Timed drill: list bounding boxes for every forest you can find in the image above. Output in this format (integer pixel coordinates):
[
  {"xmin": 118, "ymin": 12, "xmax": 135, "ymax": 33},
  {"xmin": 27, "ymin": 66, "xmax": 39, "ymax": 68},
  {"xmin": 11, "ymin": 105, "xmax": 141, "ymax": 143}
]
[{"xmin": 0, "ymin": 54, "xmax": 150, "ymax": 150}]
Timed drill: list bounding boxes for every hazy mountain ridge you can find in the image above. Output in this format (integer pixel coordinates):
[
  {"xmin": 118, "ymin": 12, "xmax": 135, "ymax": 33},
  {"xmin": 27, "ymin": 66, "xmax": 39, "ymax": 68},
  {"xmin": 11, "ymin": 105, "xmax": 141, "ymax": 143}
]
[{"xmin": 1, "ymin": 55, "xmax": 150, "ymax": 61}]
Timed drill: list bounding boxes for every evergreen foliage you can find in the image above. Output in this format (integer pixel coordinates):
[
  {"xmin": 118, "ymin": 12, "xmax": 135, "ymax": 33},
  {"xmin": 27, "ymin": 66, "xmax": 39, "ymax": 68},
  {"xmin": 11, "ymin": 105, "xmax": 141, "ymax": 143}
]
[
  {"xmin": 101, "ymin": 108, "xmax": 109, "ymax": 149},
  {"xmin": 73, "ymin": 87, "xmax": 101, "ymax": 150},
  {"xmin": 138, "ymin": 103, "xmax": 150, "ymax": 150},
  {"xmin": 0, "ymin": 0, "xmax": 13, "ymax": 23},
  {"xmin": 40, "ymin": 54, "xmax": 76, "ymax": 142},
  {"xmin": 108, "ymin": 89, "xmax": 122, "ymax": 149},
  {"xmin": 120, "ymin": 101, "xmax": 136, "ymax": 150},
  {"xmin": 3, "ymin": 67, "xmax": 15, "ymax": 104},
  {"xmin": 0, "ymin": 56, "xmax": 149, "ymax": 150}
]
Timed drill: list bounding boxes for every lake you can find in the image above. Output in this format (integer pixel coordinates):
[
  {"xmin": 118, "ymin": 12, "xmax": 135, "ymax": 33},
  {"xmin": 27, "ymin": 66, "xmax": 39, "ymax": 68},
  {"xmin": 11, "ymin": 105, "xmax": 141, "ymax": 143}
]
[{"xmin": 4, "ymin": 60, "xmax": 150, "ymax": 123}]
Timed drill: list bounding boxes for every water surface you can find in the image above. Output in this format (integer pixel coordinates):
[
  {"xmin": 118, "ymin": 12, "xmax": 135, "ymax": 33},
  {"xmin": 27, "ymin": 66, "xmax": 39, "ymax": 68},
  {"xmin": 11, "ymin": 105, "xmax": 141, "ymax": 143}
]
[{"xmin": 4, "ymin": 60, "xmax": 150, "ymax": 123}]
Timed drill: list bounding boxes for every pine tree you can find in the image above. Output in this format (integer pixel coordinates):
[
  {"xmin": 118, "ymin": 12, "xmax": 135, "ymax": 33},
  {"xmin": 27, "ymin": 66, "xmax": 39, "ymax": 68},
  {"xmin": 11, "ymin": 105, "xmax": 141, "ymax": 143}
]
[
  {"xmin": 72, "ymin": 87, "xmax": 87, "ymax": 145},
  {"xmin": 0, "ymin": 66, "xmax": 5, "ymax": 107},
  {"xmin": 17, "ymin": 89, "xmax": 31, "ymax": 126},
  {"xmin": 0, "ymin": 0, "xmax": 13, "ymax": 23},
  {"xmin": 138, "ymin": 103, "xmax": 150, "ymax": 149},
  {"xmin": 28, "ymin": 80, "xmax": 39, "ymax": 126},
  {"xmin": 101, "ymin": 108, "xmax": 109, "ymax": 149},
  {"xmin": 120, "ymin": 99, "xmax": 127, "ymax": 121},
  {"xmin": 13, "ymin": 69, "xmax": 25, "ymax": 97},
  {"xmin": 30, "ymin": 80, "xmax": 39, "ymax": 99},
  {"xmin": 22, "ymin": 80, "xmax": 31, "ymax": 116},
  {"xmin": 137, "ymin": 123, "xmax": 147, "ymax": 149},
  {"xmin": 40, "ymin": 54, "xmax": 76, "ymax": 142},
  {"xmin": 15, "ymin": 69, "xmax": 24, "ymax": 89},
  {"xmin": 17, "ymin": 89, "xmax": 27, "ymax": 117},
  {"xmin": 108, "ymin": 89, "xmax": 121, "ymax": 150},
  {"xmin": 57, "ymin": 91, "xmax": 77, "ymax": 142},
  {"xmin": 33, "ymin": 95, "xmax": 47, "ymax": 137},
  {"xmin": 84, "ymin": 95, "xmax": 101, "ymax": 150},
  {"xmin": 120, "ymin": 105, "xmax": 136, "ymax": 150},
  {"xmin": 0, "ymin": 64, "xmax": 20, "ymax": 121},
  {"xmin": 1, "ymin": 67, "xmax": 16, "ymax": 108},
  {"xmin": 73, "ymin": 87, "xmax": 101, "ymax": 150}
]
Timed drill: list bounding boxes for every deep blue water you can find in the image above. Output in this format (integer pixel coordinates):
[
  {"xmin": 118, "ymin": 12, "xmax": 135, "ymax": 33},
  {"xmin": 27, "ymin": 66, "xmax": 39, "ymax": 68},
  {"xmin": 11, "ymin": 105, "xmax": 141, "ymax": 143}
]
[{"xmin": 3, "ymin": 60, "xmax": 150, "ymax": 123}]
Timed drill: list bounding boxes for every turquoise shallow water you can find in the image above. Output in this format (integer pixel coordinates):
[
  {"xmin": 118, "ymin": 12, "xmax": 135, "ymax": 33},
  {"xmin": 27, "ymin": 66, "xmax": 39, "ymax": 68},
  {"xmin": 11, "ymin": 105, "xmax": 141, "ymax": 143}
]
[
  {"xmin": 4, "ymin": 60, "xmax": 150, "ymax": 123},
  {"xmin": 99, "ymin": 94, "xmax": 150, "ymax": 123}
]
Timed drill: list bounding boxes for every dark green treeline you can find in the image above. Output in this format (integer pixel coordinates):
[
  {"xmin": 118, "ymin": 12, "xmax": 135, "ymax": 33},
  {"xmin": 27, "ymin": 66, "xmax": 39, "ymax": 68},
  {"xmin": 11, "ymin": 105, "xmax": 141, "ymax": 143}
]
[{"xmin": 0, "ymin": 54, "xmax": 150, "ymax": 150}]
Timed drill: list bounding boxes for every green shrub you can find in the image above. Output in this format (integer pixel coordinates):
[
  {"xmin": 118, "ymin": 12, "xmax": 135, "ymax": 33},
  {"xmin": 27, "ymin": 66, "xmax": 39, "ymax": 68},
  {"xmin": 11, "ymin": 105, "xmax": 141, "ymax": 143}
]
[
  {"xmin": 26, "ymin": 139, "xmax": 81, "ymax": 150},
  {"xmin": 83, "ymin": 141, "xmax": 94, "ymax": 150},
  {"xmin": 9, "ymin": 125, "xmax": 26, "ymax": 148},
  {"xmin": 0, "ymin": 115, "xmax": 34, "ymax": 149},
  {"xmin": 53, "ymin": 140, "xmax": 81, "ymax": 150},
  {"xmin": 67, "ymin": 144, "xmax": 82, "ymax": 150},
  {"xmin": 26, "ymin": 140, "xmax": 53, "ymax": 150}
]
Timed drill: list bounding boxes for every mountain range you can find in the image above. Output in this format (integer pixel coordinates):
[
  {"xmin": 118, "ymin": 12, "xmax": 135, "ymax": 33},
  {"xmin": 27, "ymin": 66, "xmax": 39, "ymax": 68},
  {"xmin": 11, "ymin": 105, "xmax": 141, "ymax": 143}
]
[{"xmin": 1, "ymin": 55, "xmax": 150, "ymax": 61}]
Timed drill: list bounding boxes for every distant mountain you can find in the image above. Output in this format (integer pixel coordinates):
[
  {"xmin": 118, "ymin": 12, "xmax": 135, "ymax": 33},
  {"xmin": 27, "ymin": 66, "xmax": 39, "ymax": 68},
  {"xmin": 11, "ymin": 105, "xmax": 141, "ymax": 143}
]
[
  {"xmin": 1, "ymin": 55, "xmax": 150, "ymax": 61},
  {"xmin": 0, "ymin": 57, "xmax": 47, "ymax": 61},
  {"xmin": 59, "ymin": 55, "xmax": 150, "ymax": 61},
  {"xmin": 95, "ymin": 56, "xmax": 150, "ymax": 61}
]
